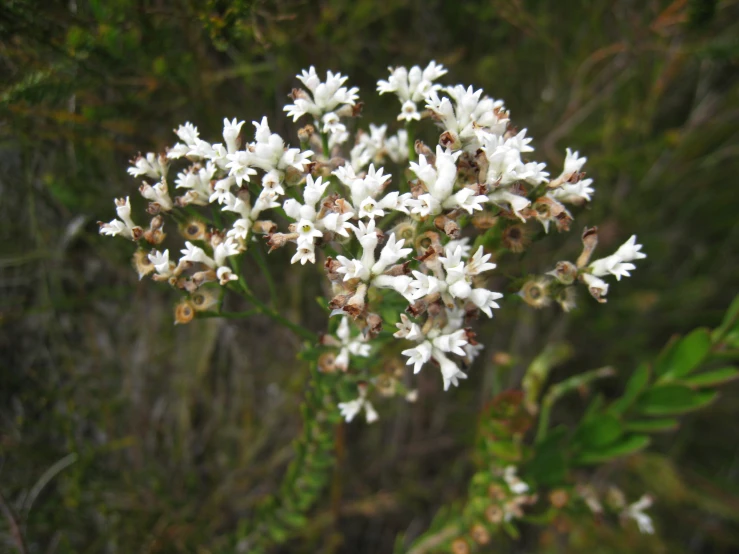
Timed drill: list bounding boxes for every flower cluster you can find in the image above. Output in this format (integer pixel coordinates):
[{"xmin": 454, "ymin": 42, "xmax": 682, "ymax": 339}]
[{"xmin": 99, "ymin": 62, "xmax": 645, "ymax": 424}]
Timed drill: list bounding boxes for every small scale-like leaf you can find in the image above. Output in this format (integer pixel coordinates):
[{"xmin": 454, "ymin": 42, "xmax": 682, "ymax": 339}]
[
  {"xmin": 636, "ymin": 385, "xmax": 718, "ymax": 415},
  {"xmin": 574, "ymin": 434, "xmax": 651, "ymax": 465},
  {"xmin": 625, "ymin": 418, "xmax": 679, "ymax": 433},
  {"xmin": 658, "ymin": 328, "xmax": 712, "ymax": 381},
  {"xmin": 683, "ymin": 367, "xmax": 739, "ymax": 388}
]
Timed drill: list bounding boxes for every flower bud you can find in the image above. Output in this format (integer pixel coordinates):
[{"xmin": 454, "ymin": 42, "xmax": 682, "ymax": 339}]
[
  {"xmin": 577, "ymin": 226, "xmax": 599, "ymax": 267},
  {"xmin": 344, "ymin": 283, "xmax": 367, "ymax": 319},
  {"xmin": 439, "ymin": 130, "xmax": 461, "ymax": 151},
  {"xmin": 297, "ymin": 124, "xmax": 315, "ymax": 144},
  {"xmin": 414, "ymin": 140, "xmax": 435, "ymax": 163},
  {"xmin": 252, "ymin": 220, "xmax": 278, "ymax": 235},
  {"xmin": 549, "ymin": 261, "xmax": 578, "ymax": 285},
  {"xmin": 365, "ymin": 312, "xmax": 383, "ymax": 339}
]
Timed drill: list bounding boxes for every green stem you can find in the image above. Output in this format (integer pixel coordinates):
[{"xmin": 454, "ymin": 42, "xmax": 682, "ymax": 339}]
[
  {"xmin": 227, "ymin": 256, "xmax": 316, "ymax": 342},
  {"xmin": 198, "ymin": 310, "xmax": 259, "ymax": 319},
  {"xmin": 405, "ymin": 121, "xmax": 416, "ymax": 162},
  {"xmin": 320, "ymin": 131, "xmax": 330, "ymax": 159},
  {"xmin": 535, "ymin": 366, "xmax": 615, "ymax": 443},
  {"xmin": 228, "ymin": 368, "xmax": 341, "ymax": 553},
  {"xmin": 251, "ymin": 244, "xmax": 279, "ymax": 308}
]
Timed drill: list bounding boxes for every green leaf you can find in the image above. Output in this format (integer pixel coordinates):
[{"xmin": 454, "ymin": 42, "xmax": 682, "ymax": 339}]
[
  {"xmin": 525, "ymin": 427, "xmax": 568, "ymax": 486},
  {"xmin": 625, "ymin": 418, "xmax": 679, "ymax": 433},
  {"xmin": 574, "ymin": 414, "xmax": 623, "ymax": 449},
  {"xmin": 683, "ymin": 367, "xmax": 739, "ymax": 388},
  {"xmin": 712, "ymin": 295, "xmax": 739, "ymax": 343},
  {"xmin": 658, "ymin": 328, "xmax": 712, "ymax": 381},
  {"xmin": 609, "ymin": 363, "xmax": 650, "ymax": 415},
  {"xmin": 486, "ymin": 439, "xmax": 523, "ymax": 462},
  {"xmin": 636, "ymin": 385, "xmax": 718, "ymax": 415},
  {"xmin": 574, "ymin": 434, "xmax": 651, "ymax": 465}
]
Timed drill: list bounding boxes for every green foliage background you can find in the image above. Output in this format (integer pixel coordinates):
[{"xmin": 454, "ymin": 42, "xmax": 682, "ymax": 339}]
[{"xmin": 1, "ymin": 0, "xmax": 738, "ymax": 552}]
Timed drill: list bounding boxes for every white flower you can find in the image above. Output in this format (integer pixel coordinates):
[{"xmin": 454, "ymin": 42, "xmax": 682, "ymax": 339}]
[
  {"xmin": 291, "ymin": 244, "xmax": 316, "ymax": 265},
  {"xmin": 319, "ymin": 211, "xmax": 353, "ymax": 238},
  {"xmin": 562, "ymin": 147, "xmax": 587, "ymax": 177},
  {"xmin": 431, "ymin": 329, "xmax": 468, "ymax": 356},
  {"xmin": 409, "ymin": 146, "xmax": 459, "ymax": 203},
  {"xmin": 284, "ymin": 67, "xmax": 359, "ymax": 121},
  {"xmin": 409, "ymin": 270, "xmax": 445, "ymax": 300},
  {"xmin": 503, "ymin": 466, "xmax": 530, "ymax": 495},
  {"xmin": 225, "ymin": 151, "xmax": 257, "ymax": 186},
  {"xmin": 408, "ymin": 193, "xmax": 441, "ymax": 218},
  {"xmin": 377, "ymin": 62, "xmax": 447, "ymax": 121},
  {"xmin": 223, "ymin": 118, "xmax": 245, "ymax": 153},
  {"xmin": 434, "ymin": 349, "xmax": 468, "ymax": 391},
  {"xmin": 385, "ymin": 129, "xmax": 409, "ymax": 164},
  {"xmin": 373, "ymin": 274, "xmax": 415, "ymax": 301},
  {"xmin": 296, "ymin": 218, "xmax": 324, "ymax": 246},
  {"xmin": 549, "ymin": 178, "xmax": 594, "ymax": 204},
  {"xmin": 175, "ymin": 122, "xmax": 199, "ymax": 145},
  {"xmin": 338, "ymin": 398, "xmax": 363, "ymax": 423},
  {"xmin": 335, "ymin": 256, "xmax": 370, "ymax": 282},
  {"xmin": 303, "ymin": 175, "xmax": 329, "ymax": 207},
  {"xmin": 216, "ymin": 266, "xmax": 238, "ymax": 285},
  {"xmin": 371, "ymin": 232, "xmax": 412, "ymax": 274},
  {"xmin": 227, "ymin": 218, "xmax": 251, "ymax": 241},
  {"xmin": 338, "ymin": 384, "xmax": 378, "ymax": 424},
  {"xmin": 394, "ymin": 314, "xmax": 424, "ymax": 341},
  {"xmin": 402, "ymin": 341, "xmax": 433, "ymax": 374},
  {"xmin": 139, "ymin": 180, "xmax": 174, "ymax": 211},
  {"xmin": 99, "ymin": 197, "xmax": 140, "ymax": 239},
  {"xmin": 214, "ymin": 237, "xmax": 241, "ymax": 267},
  {"xmin": 99, "ymin": 219, "xmax": 131, "ymax": 238},
  {"xmin": 469, "ymin": 288, "xmax": 503, "ymax": 317},
  {"xmin": 175, "ymin": 162, "xmax": 216, "ymax": 205},
  {"xmin": 128, "ymin": 152, "xmax": 167, "ymax": 179},
  {"xmin": 445, "ymin": 237, "xmax": 472, "ymax": 258},
  {"xmin": 465, "ymin": 246, "xmax": 496, "ymax": 276},
  {"xmin": 581, "ymin": 272, "xmax": 610, "ymax": 299},
  {"xmin": 148, "ymin": 249, "xmax": 172, "ymax": 276},
  {"xmin": 399, "ymin": 99, "xmax": 421, "ymax": 121},
  {"xmin": 624, "ymin": 495, "xmax": 654, "ymax": 535},
  {"xmin": 446, "ymin": 188, "xmax": 488, "ymax": 213},
  {"xmin": 358, "ymin": 197, "xmax": 385, "ymax": 219},
  {"xmin": 250, "ymin": 117, "xmax": 313, "ymax": 173},
  {"xmin": 180, "ymin": 241, "xmax": 215, "ymax": 268},
  {"xmin": 488, "ymin": 190, "xmax": 531, "ymax": 221},
  {"xmin": 114, "ymin": 197, "xmax": 136, "ymax": 229},
  {"xmin": 425, "ymin": 85, "xmax": 507, "ymax": 151},
  {"xmin": 334, "ymin": 317, "xmax": 371, "ymax": 371},
  {"xmin": 589, "ymin": 236, "xmax": 646, "ymax": 281}
]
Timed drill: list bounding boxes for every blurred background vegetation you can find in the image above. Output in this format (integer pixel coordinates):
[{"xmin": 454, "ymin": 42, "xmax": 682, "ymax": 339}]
[{"xmin": 1, "ymin": 0, "xmax": 739, "ymax": 552}]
